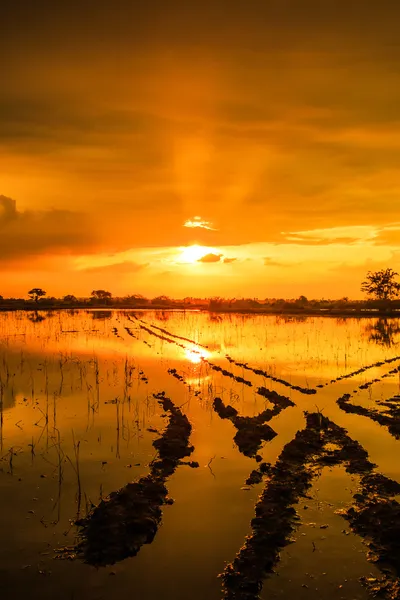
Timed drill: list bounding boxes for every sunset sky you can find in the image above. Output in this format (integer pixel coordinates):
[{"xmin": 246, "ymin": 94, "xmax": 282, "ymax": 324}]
[{"xmin": 2, "ymin": 1, "xmax": 400, "ymax": 299}]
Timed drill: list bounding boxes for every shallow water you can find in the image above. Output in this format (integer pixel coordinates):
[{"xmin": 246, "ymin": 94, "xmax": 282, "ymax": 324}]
[{"xmin": 0, "ymin": 310, "xmax": 400, "ymax": 599}]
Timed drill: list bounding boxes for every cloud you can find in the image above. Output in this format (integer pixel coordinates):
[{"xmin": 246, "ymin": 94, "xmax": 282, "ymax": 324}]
[
  {"xmin": 184, "ymin": 217, "xmax": 217, "ymax": 231},
  {"xmin": 0, "ymin": 195, "xmax": 96, "ymax": 262},
  {"xmin": 373, "ymin": 225, "xmax": 400, "ymax": 247},
  {"xmin": 197, "ymin": 253, "xmax": 223, "ymax": 263},
  {"xmin": 223, "ymin": 257, "xmax": 237, "ymax": 263},
  {"xmin": 264, "ymin": 257, "xmax": 291, "ymax": 267},
  {"xmin": 82, "ymin": 261, "xmax": 149, "ymax": 274}
]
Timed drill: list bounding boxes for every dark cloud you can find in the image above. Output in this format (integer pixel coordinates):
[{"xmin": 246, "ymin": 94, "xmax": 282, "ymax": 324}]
[
  {"xmin": 0, "ymin": 195, "xmax": 96, "ymax": 261},
  {"xmin": 2, "ymin": 0, "xmax": 400, "ymax": 254},
  {"xmin": 197, "ymin": 253, "xmax": 223, "ymax": 263}
]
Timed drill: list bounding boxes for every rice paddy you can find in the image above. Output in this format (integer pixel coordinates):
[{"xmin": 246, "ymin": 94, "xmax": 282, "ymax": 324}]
[{"xmin": 1, "ymin": 309, "xmax": 400, "ymax": 599}]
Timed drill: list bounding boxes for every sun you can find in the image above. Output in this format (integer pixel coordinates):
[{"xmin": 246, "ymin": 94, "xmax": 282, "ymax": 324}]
[{"xmin": 178, "ymin": 244, "xmax": 218, "ymax": 264}]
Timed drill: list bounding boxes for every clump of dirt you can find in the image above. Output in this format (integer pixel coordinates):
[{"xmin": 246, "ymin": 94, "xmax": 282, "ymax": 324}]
[
  {"xmin": 168, "ymin": 368, "xmax": 186, "ymax": 383},
  {"xmin": 124, "ymin": 326, "xmax": 138, "ymax": 339},
  {"xmin": 60, "ymin": 392, "xmax": 195, "ymax": 566},
  {"xmin": 221, "ymin": 411, "xmax": 400, "ymax": 599},
  {"xmin": 360, "ymin": 575, "xmax": 400, "ymax": 600},
  {"xmin": 245, "ymin": 462, "xmax": 271, "ymax": 486},
  {"xmin": 339, "ymin": 471, "xmax": 400, "ymax": 592},
  {"xmin": 338, "ymin": 393, "xmax": 400, "ymax": 439},
  {"xmin": 256, "ymin": 387, "xmax": 295, "ymax": 409},
  {"xmin": 213, "ymin": 397, "xmax": 277, "ymax": 457}
]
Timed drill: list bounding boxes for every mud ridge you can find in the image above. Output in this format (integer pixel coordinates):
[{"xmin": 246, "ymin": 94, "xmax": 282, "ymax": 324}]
[
  {"xmin": 226, "ymin": 355, "xmax": 316, "ymax": 394},
  {"xmin": 221, "ymin": 412, "xmax": 400, "ymax": 599},
  {"xmin": 59, "ymin": 392, "xmax": 195, "ymax": 566},
  {"xmin": 140, "ymin": 320, "xmax": 209, "ymax": 349},
  {"xmin": 207, "ymin": 362, "xmax": 252, "ymax": 386},
  {"xmin": 213, "ymin": 397, "xmax": 279, "ymax": 457},
  {"xmin": 132, "ymin": 320, "xmax": 255, "ymax": 388},
  {"xmin": 316, "ymin": 356, "xmax": 400, "ymax": 388},
  {"xmin": 338, "ymin": 393, "xmax": 400, "ymax": 439}
]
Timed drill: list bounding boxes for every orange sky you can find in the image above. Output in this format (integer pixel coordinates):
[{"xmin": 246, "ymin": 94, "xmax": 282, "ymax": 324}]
[{"xmin": 1, "ymin": 1, "xmax": 400, "ymax": 299}]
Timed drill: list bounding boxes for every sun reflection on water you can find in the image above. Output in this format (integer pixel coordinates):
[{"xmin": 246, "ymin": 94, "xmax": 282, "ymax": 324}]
[{"xmin": 184, "ymin": 347, "xmax": 210, "ymax": 364}]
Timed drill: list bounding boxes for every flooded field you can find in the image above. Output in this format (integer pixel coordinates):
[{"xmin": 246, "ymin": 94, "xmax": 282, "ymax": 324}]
[{"xmin": 1, "ymin": 310, "xmax": 400, "ymax": 600}]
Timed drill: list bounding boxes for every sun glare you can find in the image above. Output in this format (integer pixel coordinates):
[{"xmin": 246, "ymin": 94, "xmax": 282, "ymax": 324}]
[
  {"xmin": 184, "ymin": 346, "xmax": 211, "ymax": 364},
  {"xmin": 178, "ymin": 245, "xmax": 218, "ymax": 264}
]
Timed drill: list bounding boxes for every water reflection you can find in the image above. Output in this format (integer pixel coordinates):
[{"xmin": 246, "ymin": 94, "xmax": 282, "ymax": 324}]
[
  {"xmin": 184, "ymin": 347, "xmax": 210, "ymax": 364},
  {"xmin": 27, "ymin": 311, "xmax": 46, "ymax": 323},
  {"xmin": 0, "ymin": 310, "xmax": 400, "ymax": 600},
  {"xmin": 364, "ymin": 318, "xmax": 400, "ymax": 347}
]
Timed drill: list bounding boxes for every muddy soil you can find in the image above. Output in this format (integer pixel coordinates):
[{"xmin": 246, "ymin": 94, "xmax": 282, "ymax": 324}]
[
  {"xmin": 338, "ymin": 393, "xmax": 400, "ymax": 439},
  {"xmin": 213, "ymin": 397, "xmax": 278, "ymax": 458},
  {"xmin": 221, "ymin": 412, "xmax": 400, "ymax": 599},
  {"xmin": 225, "ymin": 355, "xmax": 316, "ymax": 394},
  {"xmin": 60, "ymin": 392, "xmax": 195, "ymax": 566}
]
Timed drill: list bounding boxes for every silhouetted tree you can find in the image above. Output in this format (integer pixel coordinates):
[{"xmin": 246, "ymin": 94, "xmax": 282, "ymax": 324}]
[
  {"xmin": 151, "ymin": 295, "xmax": 170, "ymax": 306},
  {"xmin": 63, "ymin": 295, "xmax": 78, "ymax": 303},
  {"xmin": 124, "ymin": 294, "xmax": 149, "ymax": 306},
  {"xmin": 361, "ymin": 268, "xmax": 400, "ymax": 300},
  {"xmin": 295, "ymin": 295, "xmax": 308, "ymax": 306},
  {"xmin": 28, "ymin": 288, "xmax": 46, "ymax": 303},
  {"xmin": 91, "ymin": 290, "xmax": 112, "ymax": 305}
]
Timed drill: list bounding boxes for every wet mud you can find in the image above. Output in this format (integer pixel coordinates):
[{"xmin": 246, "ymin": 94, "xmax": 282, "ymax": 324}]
[
  {"xmin": 221, "ymin": 412, "xmax": 400, "ymax": 599},
  {"xmin": 60, "ymin": 392, "xmax": 195, "ymax": 566},
  {"xmin": 207, "ymin": 362, "xmax": 252, "ymax": 386},
  {"xmin": 338, "ymin": 393, "xmax": 400, "ymax": 439},
  {"xmin": 316, "ymin": 356, "xmax": 400, "ymax": 388},
  {"xmin": 140, "ymin": 320, "xmax": 209, "ymax": 349},
  {"xmin": 213, "ymin": 397, "xmax": 278, "ymax": 457},
  {"xmin": 225, "ymin": 355, "xmax": 317, "ymax": 394}
]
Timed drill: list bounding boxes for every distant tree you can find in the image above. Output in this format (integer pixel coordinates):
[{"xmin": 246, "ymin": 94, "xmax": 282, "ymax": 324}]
[
  {"xmin": 295, "ymin": 295, "xmax": 308, "ymax": 306},
  {"xmin": 63, "ymin": 295, "xmax": 78, "ymax": 303},
  {"xmin": 361, "ymin": 268, "xmax": 400, "ymax": 300},
  {"xmin": 125, "ymin": 294, "xmax": 149, "ymax": 306},
  {"xmin": 91, "ymin": 290, "xmax": 112, "ymax": 304},
  {"xmin": 28, "ymin": 288, "xmax": 46, "ymax": 303},
  {"xmin": 151, "ymin": 295, "xmax": 170, "ymax": 306}
]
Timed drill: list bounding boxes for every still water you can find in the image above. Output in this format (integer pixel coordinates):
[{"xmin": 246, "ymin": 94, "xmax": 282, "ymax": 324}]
[{"xmin": 0, "ymin": 310, "xmax": 399, "ymax": 599}]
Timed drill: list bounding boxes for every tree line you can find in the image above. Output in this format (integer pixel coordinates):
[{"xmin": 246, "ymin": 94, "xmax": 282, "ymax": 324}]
[{"xmin": 0, "ymin": 269, "xmax": 399, "ymax": 310}]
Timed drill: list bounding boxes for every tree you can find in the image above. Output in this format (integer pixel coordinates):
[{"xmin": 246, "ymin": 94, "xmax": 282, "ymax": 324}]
[
  {"xmin": 124, "ymin": 294, "xmax": 149, "ymax": 306},
  {"xmin": 361, "ymin": 268, "xmax": 400, "ymax": 300},
  {"xmin": 151, "ymin": 295, "xmax": 170, "ymax": 306},
  {"xmin": 295, "ymin": 295, "xmax": 308, "ymax": 306},
  {"xmin": 63, "ymin": 295, "xmax": 78, "ymax": 303},
  {"xmin": 91, "ymin": 290, "xmax": 112, "ymax": 304},
  {"xmin": 28, "ymin": 288, "xmax": 47, "ymax": 303}
]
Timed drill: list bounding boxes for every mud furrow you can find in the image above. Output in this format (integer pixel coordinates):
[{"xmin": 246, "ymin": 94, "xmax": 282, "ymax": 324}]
[
  {"xmin": 221, "ymin": 412, "xmax": 400, "ymax": 600},
  {"xmin": 316, "ymin": 355, "xmax": 400, "ymax": 388},
  {"xmin": 225, "ymin": 355, "xmax": 316, "ymax": 394},
  {"xmin": 59, "ymin": 392, "xmax": 197, "ymax": 566}
]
